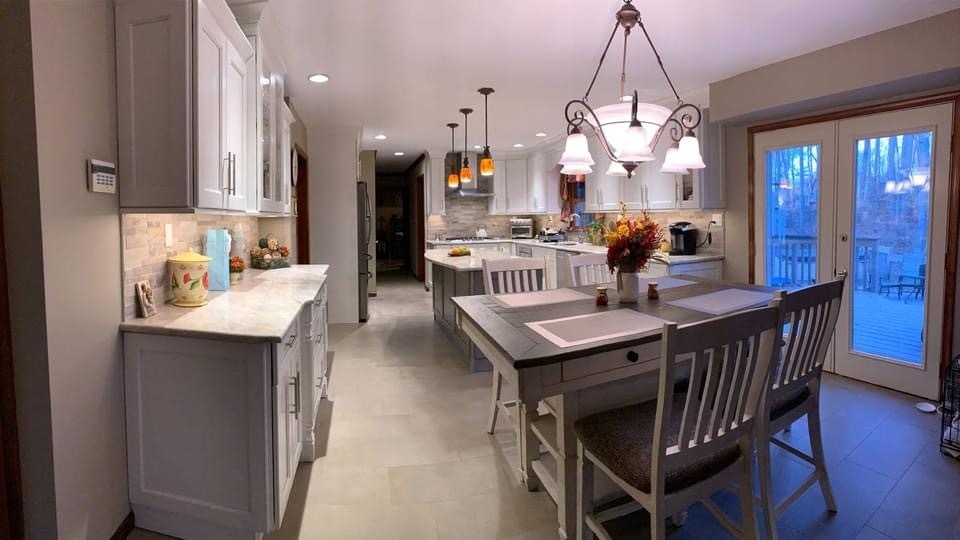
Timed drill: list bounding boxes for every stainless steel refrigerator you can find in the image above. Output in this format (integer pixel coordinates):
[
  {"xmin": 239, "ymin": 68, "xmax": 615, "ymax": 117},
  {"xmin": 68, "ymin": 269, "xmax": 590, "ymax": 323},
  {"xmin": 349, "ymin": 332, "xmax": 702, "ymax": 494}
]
[{"xmin": 357, "ymin": 181, "xmax": 372, "ymax": 322}]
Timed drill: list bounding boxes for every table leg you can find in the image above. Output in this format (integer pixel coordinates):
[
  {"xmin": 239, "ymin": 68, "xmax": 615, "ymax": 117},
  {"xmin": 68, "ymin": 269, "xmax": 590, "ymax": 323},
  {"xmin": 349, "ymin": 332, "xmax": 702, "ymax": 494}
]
[
  {"xmin": 520, "ymin": 398, "xmax": 540, "ymax": 491},
  {"xmin": 557, "ymin": 394, "xmax": 580, "ymax": 539}
]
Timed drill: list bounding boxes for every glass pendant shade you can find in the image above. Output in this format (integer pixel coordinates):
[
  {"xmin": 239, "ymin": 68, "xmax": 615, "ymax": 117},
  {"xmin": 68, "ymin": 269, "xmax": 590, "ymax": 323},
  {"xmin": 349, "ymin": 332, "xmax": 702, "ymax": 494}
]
[
  {"xmin": 674, "ymin": 133, "xmax": 706, "ymax": 169},
  {"xmin": 617, "ymin": 123, "xmax": 654, "ymax": 162},
  {"xmin": 559, "ymin": 131, "xmax": 595, "ymax": 167},
  {"xmin": 606, "ymin": 156, "xmax": 628, "ymax": 176},
  {"xmin": 460, "ymin": 164, "xmax": 473, "ymax": 183},
  {"xmin": 660, "ymin": 144, "xmax": 690, "ymax": 174},
  {"xmin": 447, "ymin": 171, "xmax": 460, "ymax": 188},
  {"xmin": 479, "ymin": 150, "xmax": 494, "ymax": 177},
  {"xmin": 560, "ymin": 162, "xmax": 593, "ymax": 175},
  {"xmin": 587, "ymin": 101, "xmax": 671, "ymax": 153}
]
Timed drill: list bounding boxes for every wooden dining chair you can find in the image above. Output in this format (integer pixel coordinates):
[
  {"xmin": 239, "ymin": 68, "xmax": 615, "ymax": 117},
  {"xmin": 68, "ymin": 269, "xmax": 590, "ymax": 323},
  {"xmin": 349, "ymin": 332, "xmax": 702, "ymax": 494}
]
[
  {"xmin": 756, "ymin": 276, "xmax": 845, "ymax": 540},
  {"xmin": 482, "ymin": 257, "xmax": 548, "ymax": 434},
  {"xmin": 575, "ymin": 303, "xmax": 782, "ymax": 540},
  {"xmin": 568, "ymin": 253, "xmax": 613, "ymax": 287}
]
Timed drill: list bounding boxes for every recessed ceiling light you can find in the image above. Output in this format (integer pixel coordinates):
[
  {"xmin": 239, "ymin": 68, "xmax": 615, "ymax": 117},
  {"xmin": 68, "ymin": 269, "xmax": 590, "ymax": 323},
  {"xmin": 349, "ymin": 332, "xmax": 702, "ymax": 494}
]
[
  {"xmin": 393, "ymin": 152, "xmax": 405, "ymax": 156},
  {"xmin": 513, "ymin": 143, "xmax": 524, "ymax": 148},
  {"xmin": 473, "ymin": 145, "xmax": 482, "ymax": 150},
  {"xmin": 260, "ymin": 77, "xmax": 271, "ymax": 86},
  {"xmin": 308, "ymin": 73, "xmax": 330, "ymax": 84},
  {"xmin": 374, "ymin": 133, "xmax": 387, "ymax": 140},
  {"xmin": 535, "ymin": 132, "xmax": 547, "ymax": 137},
  {"xmin": 621, "ymin": 94, "xmax": 633, "ymax": 102}
]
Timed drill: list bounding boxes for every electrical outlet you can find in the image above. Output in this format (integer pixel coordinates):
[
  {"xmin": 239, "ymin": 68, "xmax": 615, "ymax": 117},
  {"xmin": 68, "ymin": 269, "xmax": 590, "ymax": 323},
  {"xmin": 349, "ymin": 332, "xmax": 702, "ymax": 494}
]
[
  {"xmin": 711, "ymin": 213, "xmax": 723, "ymax": 227},
  {"xmin": 164, "ymin": 223, "xmax": 173, "ymax": 248}
]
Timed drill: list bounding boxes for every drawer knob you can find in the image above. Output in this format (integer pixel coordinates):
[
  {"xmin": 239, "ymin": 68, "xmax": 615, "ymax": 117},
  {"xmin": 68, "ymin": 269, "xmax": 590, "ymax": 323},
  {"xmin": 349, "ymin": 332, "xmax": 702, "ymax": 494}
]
[{"xmin": 626, "ymin": 351, "xmax": 639, "ymax": 363}]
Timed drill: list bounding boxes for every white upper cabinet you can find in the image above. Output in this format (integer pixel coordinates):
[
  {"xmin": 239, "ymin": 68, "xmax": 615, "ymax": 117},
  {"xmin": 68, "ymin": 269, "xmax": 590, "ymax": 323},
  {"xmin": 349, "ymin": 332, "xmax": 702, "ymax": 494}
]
[
  {"xmin": 428, "ymin": 156, "xmax": 446, "ymax": 216},
  {"xmin": 526, "ymin": 152, "xmax": 547, "ymax": 213},
  {"xmin": 224, "ymin": 36, "xmax": 248, "ymax": 210},
  {"xmin": 254, "ymin": 42, "xmax": 288, "ymax": 214},
  {"xmin": 116, "ymin": 0, "xmax": 253, "ymax": 211},
  {"xmin": 505, "ymin": 159, "xmax": 528, "ymax": 214},
  {"xmin": 584, "ymin": 136, "xmax": 620, "ymax": 212},
  {"xmin": 488, "ymin": 158, "xmax": 507, "ymax": 215}
]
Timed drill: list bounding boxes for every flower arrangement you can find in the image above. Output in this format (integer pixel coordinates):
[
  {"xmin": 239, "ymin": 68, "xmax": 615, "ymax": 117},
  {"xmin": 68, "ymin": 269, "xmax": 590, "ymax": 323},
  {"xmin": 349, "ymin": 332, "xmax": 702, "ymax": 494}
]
[
  {"xmin": 604, "ymin": 201, "xmax": 665, "ymax": 273},
  {"xmin": 229, "ymin": 256, "xmax": 246, "ymax": 274},
  {"xmin": 250, "ymin": 234, "xmax": 291, "ymax": 269}
]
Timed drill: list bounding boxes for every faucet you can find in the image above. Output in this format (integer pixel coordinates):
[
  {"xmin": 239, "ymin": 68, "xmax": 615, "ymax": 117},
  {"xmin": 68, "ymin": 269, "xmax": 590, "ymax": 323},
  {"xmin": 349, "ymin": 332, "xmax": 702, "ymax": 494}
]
[{"xmin": 566, "ymin": 214, "xmax": 583, "ymax": 242}]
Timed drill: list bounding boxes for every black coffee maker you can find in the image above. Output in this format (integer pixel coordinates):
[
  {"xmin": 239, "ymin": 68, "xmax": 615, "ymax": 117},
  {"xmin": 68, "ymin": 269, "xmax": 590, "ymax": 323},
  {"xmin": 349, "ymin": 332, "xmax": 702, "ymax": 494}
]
[{"xmin": 669, "ymin": 222, "xmax": 698, "ymax": 255}]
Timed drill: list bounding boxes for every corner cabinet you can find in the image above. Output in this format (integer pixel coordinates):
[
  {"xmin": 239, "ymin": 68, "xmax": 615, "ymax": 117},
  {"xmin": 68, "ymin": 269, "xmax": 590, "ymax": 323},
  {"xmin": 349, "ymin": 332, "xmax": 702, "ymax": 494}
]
[
  {"xmin": 249, "ymin": 34, "xmax": 290, "ymax": 215},
  {"xmin": 427, "ymin": 157, "xmax": 446, "ymax": 216},
  {"xmin": 116, "ymin": 0, "xmax": 253, "ymax": 211}
]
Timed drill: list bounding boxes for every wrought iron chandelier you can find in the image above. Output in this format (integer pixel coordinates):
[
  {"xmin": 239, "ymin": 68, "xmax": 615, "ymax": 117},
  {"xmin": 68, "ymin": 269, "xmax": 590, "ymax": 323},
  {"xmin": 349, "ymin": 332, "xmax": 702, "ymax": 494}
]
[{"xmin": 560, "ymin": 0, "xmax": 705, "ymax": 179}]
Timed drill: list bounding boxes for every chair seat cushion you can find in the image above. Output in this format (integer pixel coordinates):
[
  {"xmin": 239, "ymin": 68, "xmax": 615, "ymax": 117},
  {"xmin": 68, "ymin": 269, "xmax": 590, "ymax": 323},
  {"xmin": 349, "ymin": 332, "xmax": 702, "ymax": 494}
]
[
  {"xmin": 769, "ymin": 385, "xmax": 811, "ymax": 421},
  {"xmin": 573, "ymin": 394, "xmax": 742, "ymax": 494}
]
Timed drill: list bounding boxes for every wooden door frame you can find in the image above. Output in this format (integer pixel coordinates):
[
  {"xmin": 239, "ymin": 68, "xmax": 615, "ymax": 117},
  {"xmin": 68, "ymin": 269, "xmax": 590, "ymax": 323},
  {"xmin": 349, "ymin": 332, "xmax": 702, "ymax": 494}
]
[
  {"xmin": 294, "ymin": 144, "xmax": 309, "ymax": 264},
  {"xmin": 0, "ymin": 184, "xmax": 23, "ymax": 539},
  {"xmin": 747, "ymin": 90, "xmax": 960, "ymax": 385}
]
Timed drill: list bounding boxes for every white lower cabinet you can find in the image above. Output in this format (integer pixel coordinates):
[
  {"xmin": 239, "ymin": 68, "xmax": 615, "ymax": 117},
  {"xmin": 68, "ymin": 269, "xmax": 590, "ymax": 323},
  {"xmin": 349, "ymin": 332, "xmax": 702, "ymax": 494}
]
[
  {"xmin": 670, "ymin": 260, "xmax": 723, "ymax": 279},
  {"xmin": 124, "ymin": 307, "xmax": 323, "ymax": 538}
]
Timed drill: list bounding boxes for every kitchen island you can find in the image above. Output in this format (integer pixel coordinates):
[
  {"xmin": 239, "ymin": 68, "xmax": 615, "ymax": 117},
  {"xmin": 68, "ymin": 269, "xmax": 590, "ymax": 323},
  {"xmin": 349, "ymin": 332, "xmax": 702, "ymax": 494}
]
[
  {"xmin": 120, "ymin": 265, "xmax": 329, "ymax": 540},
  {"xmin": 425, "ymin": 248, "xmax": 514, "ymax": 372}
]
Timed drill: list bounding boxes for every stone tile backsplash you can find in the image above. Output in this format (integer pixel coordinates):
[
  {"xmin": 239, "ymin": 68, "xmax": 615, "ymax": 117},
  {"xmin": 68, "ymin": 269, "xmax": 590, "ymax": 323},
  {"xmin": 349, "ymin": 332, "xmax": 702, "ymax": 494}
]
[
  {"xmin": 426, "ymin": 197, "xmax": 511, "ymax": 240},
  {"xmin": 121, "ymin": 214, "xmax": 260, "ymax": 320}
]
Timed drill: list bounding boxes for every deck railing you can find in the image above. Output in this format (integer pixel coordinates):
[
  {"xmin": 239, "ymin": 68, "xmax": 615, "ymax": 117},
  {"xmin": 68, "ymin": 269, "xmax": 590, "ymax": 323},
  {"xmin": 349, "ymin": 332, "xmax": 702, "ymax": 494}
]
[{"xmin": 767, "ymin": 235, "xmax": 879, "ymax": 291}]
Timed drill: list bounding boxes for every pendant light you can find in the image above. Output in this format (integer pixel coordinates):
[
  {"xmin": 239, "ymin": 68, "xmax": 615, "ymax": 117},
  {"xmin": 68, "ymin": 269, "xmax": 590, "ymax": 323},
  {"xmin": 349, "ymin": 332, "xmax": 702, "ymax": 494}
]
[
  {"xmin": 446, "ymin": 123, "xmax": 460, "ymax": 188},
  {"xmin": 459, "ymin": 108, "xmax": 473, "ymax": 184},
  {"xmin": 561, "ymin": 0, "xmax": 705, "ymax": 178},
  {"xmin": 478, "ymin": 88, "xmax": 495, "ymax": 176}
]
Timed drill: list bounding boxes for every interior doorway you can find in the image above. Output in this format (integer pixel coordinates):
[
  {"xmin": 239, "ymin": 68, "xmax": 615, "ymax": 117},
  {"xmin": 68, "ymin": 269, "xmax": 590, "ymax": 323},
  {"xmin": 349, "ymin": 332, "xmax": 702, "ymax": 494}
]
[
  {"xmin": 294, "ymin": 145, "xmax": 309, "ymax": 264},
  {"xmin": 753, "ymin": 103, "xmax": 955, "ymax": 399},
  {"xmin": 0, "ymin": 188, "xmax": 23, "ymax": 539}
]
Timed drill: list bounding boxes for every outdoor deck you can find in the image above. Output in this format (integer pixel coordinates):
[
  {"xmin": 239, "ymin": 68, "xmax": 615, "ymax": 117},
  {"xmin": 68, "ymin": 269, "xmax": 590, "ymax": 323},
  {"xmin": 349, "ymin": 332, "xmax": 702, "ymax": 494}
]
[{"xmin": 851, "ymin": 289, "xmax": 924, "ymax": 365}]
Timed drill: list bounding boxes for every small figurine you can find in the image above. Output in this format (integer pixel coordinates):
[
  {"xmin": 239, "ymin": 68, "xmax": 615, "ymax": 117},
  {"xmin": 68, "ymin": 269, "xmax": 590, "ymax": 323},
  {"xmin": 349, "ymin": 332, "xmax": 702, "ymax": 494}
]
[{"xmin": 596, "ymin": 286, "xmax": 609, "ymax": 306}]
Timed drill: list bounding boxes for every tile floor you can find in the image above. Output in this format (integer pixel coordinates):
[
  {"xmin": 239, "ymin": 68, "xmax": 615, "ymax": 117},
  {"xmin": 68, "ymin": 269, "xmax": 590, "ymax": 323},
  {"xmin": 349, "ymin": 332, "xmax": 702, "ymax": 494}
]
[{"xmin": 131, "ymin": 272, "xmax": 960, "ymax": 539}]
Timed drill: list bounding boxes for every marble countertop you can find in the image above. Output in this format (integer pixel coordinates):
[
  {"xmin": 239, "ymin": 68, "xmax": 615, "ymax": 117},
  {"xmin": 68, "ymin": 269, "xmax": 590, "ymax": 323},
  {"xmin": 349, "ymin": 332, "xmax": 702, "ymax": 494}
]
[
  {"xmin": 425, "ymin": 249, "xmax": 516, "ymax": 272},
  {"xmin": 120, "ymin": 265, "xmax": 329, "ymax": 343},
  {"xmin": 425, "ymin": 239, "xmax": 723, "ymax": 265}
]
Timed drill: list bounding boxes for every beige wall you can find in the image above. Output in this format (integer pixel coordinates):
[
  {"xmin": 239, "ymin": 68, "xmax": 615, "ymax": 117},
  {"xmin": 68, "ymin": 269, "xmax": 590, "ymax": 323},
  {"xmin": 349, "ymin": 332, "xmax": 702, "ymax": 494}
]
[
  {"xmin": 30, "ymin": 0, "xmax": 130, "ymax": 537},
  {"xmin": 309, "ymin": 128, "xmax": 360, "ymax": 323},
  {"xmin": 0, "ymin": 0, "xmax": 58, "ymax": 536},
  {"xmin": 713, "ymin": 10, "xmax": 960, "ymax": 284}
]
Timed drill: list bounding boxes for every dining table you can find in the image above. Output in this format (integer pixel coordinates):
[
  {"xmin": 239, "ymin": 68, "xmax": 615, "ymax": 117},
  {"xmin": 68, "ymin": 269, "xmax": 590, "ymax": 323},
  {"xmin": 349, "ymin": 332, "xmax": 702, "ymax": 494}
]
[{"xmin": 452, "ymin": 275, "xmax": 776, "ymax": 539}]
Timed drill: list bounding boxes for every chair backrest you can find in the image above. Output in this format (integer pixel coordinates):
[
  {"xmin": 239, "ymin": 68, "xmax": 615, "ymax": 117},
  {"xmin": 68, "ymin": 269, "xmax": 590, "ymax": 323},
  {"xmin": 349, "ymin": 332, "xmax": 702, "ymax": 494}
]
[
  {"xmin": 482, "ymin": 257, "xmax": 548, "ymax": 294},
  {"xmin": 568, "ymin": 253, "xmax": 612, "ymax": 287},
  {"xmin": 768, "ymin": 276, "xmax": 845, "ymax": 399},
  {"xmin": 651, "ymin": 303, "xmax": 781, "ymax": 487}
]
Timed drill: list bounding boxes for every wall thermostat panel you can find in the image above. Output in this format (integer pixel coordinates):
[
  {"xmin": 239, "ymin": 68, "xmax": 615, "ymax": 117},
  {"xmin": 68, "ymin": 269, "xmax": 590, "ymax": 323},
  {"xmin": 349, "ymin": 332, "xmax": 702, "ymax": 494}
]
[{"xmin": 87, "ymin": 159, "xmax": 117, "ymax": 194}]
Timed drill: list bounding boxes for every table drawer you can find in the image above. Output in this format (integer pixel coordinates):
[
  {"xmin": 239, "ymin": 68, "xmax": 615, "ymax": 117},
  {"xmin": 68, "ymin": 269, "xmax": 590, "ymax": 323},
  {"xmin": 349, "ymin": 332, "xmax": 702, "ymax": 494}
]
[{"xmin": 561, "ymin": 341, "xmax": 660, "ymax": 382}]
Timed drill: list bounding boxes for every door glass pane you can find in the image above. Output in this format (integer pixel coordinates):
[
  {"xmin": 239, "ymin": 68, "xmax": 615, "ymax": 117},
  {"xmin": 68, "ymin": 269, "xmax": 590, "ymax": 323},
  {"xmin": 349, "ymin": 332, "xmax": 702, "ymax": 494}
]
[
  {"xmin": 261, "ymin": 71, "xmax": 273, "ymax": 200},
  {"xmin": 850, "ymin": 131, "xmax": 932, "ymax": 365},
  {"xmin": 764, "ymin": 144, "xmax": 820, "ymax": 288}
]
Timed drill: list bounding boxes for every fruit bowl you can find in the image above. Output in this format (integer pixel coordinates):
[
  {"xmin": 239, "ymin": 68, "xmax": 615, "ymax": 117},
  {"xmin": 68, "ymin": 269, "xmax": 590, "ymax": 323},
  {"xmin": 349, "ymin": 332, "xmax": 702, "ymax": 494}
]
[{"xmin": 447, "ymin": 247, "xmax": 471, "ymax": 257}]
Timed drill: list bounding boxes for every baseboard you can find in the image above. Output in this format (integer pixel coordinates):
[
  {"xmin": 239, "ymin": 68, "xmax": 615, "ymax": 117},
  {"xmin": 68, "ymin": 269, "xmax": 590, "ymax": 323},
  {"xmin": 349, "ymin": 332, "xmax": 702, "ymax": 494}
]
[{"xmin": 110, "ymin": 511, "xmax": 135, "ymax": 540}]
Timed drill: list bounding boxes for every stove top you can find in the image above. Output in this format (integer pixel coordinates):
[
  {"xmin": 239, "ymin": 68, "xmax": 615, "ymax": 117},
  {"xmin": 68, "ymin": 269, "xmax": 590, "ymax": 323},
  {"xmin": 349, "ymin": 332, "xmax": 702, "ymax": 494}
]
[{"xmin": 443, "ymin": 236, "xmax": 500, "ymax": 242}]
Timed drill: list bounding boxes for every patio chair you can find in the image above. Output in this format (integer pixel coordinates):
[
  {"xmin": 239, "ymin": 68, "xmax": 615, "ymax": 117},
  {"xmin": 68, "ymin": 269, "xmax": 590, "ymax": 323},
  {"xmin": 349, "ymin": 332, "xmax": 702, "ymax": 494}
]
[{"xmin": 575, "ymin": 304, "xmax": 782, "ymax": 539}]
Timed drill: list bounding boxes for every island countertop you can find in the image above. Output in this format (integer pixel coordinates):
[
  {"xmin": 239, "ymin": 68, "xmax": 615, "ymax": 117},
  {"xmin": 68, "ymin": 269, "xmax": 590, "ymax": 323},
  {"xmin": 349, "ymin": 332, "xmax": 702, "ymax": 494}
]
[
  {"xmin": 120, "ymin": 265, "xmax": 329, "ymax": 343},
  {"xmin": 426, "ymin": 239, "xmax": 723, "ymax": 265},
  {"xmin": 424, "ymin": 248, "xmax": 517, "ymax": 272}
]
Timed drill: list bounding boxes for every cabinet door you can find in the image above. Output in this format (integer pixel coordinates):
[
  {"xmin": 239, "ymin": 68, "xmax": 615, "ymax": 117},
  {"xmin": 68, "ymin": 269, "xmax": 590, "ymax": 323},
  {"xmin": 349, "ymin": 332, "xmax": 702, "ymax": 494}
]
[
  {"xmin": 636, "ymin": 138, "xmax": 678, "ymax": 211},
  {"xmin": 677, "ymin": 173, "xmax": 700, "ymax": 209},
  {"xmin": 275, "ymin": 338, "xmax": 301, "ymax": 521},
  {"xmin": 620, "ymin": 176, "xmax": 646, "ymax": 210},
  {"xmin": 428, "ymin": 157, "xmax": 446, "ymax": 216},
  {"xmin": 527, "ymin": 153, "xmax": 547, "ymax": 213},
  {"xmin": 488, "ymin": 158, "xmax": 507, "ymax": 215},
  {"xmin": 279, "ymin": 102, "xmax": 294, "ymax": 215},
  {"xmin": 225, "ymin": 41, "xmax": 247, "ymax": 211},
  {"xmin": 505, "ymin": 160, "xmax": 528, "ymax": 214},
  {"xmin": 195, "ymin": 0, "xmax": 227, "ymax": 209},
  {"xmin": 258, "ymin": 47, "xmax": 283, "ymax": 213}
]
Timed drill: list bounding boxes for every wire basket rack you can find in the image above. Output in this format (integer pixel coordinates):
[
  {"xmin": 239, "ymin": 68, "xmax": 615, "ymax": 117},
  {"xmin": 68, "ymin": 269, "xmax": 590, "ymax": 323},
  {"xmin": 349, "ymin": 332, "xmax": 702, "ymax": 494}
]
[{"xmin": 941, "ymin": 355, "xmax": 960, "ymax": 458}]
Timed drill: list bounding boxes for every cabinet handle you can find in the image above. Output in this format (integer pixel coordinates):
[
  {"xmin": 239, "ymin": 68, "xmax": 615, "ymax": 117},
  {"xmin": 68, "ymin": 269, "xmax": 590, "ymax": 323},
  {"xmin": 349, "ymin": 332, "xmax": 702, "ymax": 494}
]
[
  {"xmin": 230, "ymin": 153, "xmax": 237, "ymax": 195},
  {"xmin": 289, "ymin": 376, "xmax": 300, "ymax": 419},
  {"xmin": 222, "ymin": 155, "xmax": 231, "ymax": 192},
  {"xmin": 285, "ymin": 333, "xmax": 297, "ymax": 347}
]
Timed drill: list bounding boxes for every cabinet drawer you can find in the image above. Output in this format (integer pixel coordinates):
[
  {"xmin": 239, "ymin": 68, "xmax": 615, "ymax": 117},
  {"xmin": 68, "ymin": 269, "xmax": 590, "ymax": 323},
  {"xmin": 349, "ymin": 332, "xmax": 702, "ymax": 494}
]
[
  {"xmin": 274, "ymin": 318, "xmax": 300, "ymax": 382},
  {"xmin": 561, "ymin": 342, "xmax": 660, "ymax": 382},
  {"xmin": 669, "ymin": 261, "xmax": 721, "ymax": 279}
]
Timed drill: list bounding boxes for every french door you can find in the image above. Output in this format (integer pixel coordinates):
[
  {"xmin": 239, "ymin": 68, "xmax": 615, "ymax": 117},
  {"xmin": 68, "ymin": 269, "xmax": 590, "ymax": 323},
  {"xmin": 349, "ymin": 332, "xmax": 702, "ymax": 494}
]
[{"xmin": 754, "ymin": 103, "xmax": 954, "ymax": 399}]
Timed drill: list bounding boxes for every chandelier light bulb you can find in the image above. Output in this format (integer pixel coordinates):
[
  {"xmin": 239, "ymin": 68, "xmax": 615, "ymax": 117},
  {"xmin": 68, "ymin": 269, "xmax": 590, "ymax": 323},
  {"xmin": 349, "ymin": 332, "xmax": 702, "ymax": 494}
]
[
  {"xmin": 607, "ymin": 159, "xmax": 628, "ymax": 177},
  {"xmin": 561, "ymin": 162, "xmax": 593, "ymax": 175},
  {"xmin": 617, "ymin": 122, "xmax": 654, "ymax": 162},
  {"xmin": 559, "ymin": 129, "xmax": 595, "ymax": 167},
  {"xmin": 675, "ymin": 131, "xmax": 706, "ymax": 169}
]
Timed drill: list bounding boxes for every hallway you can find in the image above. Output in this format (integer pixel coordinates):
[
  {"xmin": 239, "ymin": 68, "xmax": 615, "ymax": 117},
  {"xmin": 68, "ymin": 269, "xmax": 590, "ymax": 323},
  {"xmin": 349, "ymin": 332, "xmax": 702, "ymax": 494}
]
[{"xmin": 266, "ymin": 271, "xmax": 559, "ymax": 539}]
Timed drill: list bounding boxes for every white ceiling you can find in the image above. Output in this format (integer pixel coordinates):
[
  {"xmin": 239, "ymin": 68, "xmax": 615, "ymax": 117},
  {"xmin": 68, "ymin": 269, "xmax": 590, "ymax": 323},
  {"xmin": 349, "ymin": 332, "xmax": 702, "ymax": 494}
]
[{"xmin": 266, "ymin": 0, "xmax": 958, "ymax": 171}]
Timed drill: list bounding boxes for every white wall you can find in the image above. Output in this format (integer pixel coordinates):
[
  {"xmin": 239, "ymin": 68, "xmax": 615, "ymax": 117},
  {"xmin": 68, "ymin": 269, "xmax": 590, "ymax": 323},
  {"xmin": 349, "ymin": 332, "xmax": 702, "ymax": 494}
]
[
  {"xmin": 29, "ymin": 1, "xmax": 130, "ymax": 537},
  {"xmin": 308, "ymin": 129, "xmax": 360, "ymax": 323}
]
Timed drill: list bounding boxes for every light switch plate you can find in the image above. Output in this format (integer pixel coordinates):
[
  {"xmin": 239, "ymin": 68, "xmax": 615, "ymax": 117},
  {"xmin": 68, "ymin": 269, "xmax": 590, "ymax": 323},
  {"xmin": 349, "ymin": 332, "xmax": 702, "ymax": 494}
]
[
  {"xmin": 711, "ymin": 213, "xmax": 723, "ymax": 227},
  {"xmin": 164, "ymin": 224, "xmax": 173, "ymax": 248}
]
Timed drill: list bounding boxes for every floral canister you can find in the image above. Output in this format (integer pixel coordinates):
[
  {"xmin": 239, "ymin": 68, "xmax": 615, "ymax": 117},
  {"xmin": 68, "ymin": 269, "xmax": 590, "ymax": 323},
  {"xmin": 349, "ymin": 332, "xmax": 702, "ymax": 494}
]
[{"xmin": 168, "ymin": 248, "xmax": 211, "ymax": 307}]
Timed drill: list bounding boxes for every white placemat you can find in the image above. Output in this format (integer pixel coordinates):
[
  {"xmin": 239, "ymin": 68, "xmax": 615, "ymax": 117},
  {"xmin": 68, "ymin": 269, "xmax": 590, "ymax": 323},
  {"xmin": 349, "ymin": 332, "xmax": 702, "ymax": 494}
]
[
  {"xmin": 667, "ymin": 288, "xmax": 773, "ymax": 315},
  {"xmin": 638, "ymin": 277, "xmax": 696, "ymax": 290},
  {"xmin": 494, "ymin": 288, "xmax": 592, "ymax": 308},
  {"xmin": 526, "ymin": 309, "xmax": 669, "ymax": 348}
]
